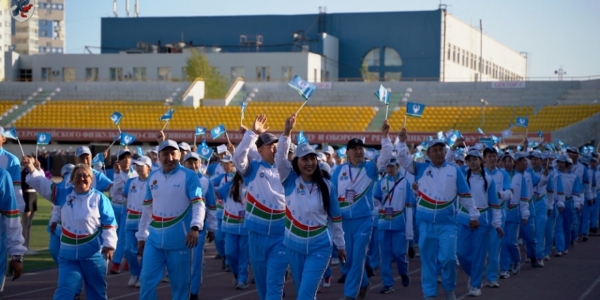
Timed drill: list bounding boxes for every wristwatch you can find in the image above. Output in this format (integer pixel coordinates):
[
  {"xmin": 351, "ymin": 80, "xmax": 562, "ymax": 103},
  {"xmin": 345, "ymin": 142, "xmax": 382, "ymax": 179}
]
[
  {"xmin": 191, "ymin": 226, "xmax": 200, "ymax": 232},
  {"xmin": 11, "ymin": 255, "xmax": 23, "ymax": 262}
]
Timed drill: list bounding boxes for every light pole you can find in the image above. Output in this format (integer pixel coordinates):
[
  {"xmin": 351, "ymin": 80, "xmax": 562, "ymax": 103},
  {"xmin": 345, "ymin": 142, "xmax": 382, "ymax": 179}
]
[{"xmin": 480, "ymin": 98, "xmax": 489, "ymax": 130}]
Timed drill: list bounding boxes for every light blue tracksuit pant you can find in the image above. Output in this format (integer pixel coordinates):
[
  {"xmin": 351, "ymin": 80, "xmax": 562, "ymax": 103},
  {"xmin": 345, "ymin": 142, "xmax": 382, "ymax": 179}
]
[
  {"xmin": 580, "ymin": 200, "xmax": 593, "ymax": 236},
  {"xmin": 534, "ymin": 198, "xmax": 548, "ymax": 259},
  {"xmin": 140, "ymin": 243, "xmax": 192, "ymax": 300},
  {"xmin": 226, "ymin": 233, "xmax": 250, "ymax": 285},
  {"xmin": 485, "ymin": 207, "xmax": 505, "ymax": 283},
  {"xmin": 248, "ymin": 231, "xmax": 288, "ymax": 300},
  {"xmin": 544, "ymin": 206, "xmax": 558, "ymax": 257},
  {"xmin": 341, "ymin": 216, "xmax": 372, "ymax": 298},
  {"xmin": 124, "ymin": 228, "xmax": 142, "ymax": 277},
  {"xmin": 418, "ymin": 221, "xmax": 458, "ymax": 298},
  {"xmin": 500, "ymin": 221, "xmax": 520, "ymax": 272},
  {"xmin": 458, "ymin": 225, "xmax": 490, "ymax": 289},
  {"xmin": 555, "ymin": 201, "xmax": 575, "ymax": 253},
  {"xmin": 54, "ymin": 253, "xmax": 107, "ymax": 300},
  {"xmin": 0, "ymin": 233, "xmax": 5, "ymax": 291},
  {"xmin": 47, "ymin": 225, "xmax": 83, "ymax": 295},
  {"xmin": 287, "ymin": 245, "xmax": 331, "ymax": 300},
  {"xmin": 215, "ymin": 217, "xmax": 226, "ymax": 259},
  {"xmin": 367, "ymin": 226, "xmax": 380, "ymax": 271},
  {"xmin": 190, "ymin": 230, "xmax": 208, "ymax": 295},
  {"xmin": 111, "ymin": 203, "xmax": 127, "ymax": 265},
  {"xmin": 591, "ymin": 193, "xmax": 600, "ymax": 230},
  {"xmin": 378, "ymin": 229, "xmax": 408, "ymax": 288},
  {"xmin": 520, "ymin": 208, "xmax": 538, "ymax": 259}
]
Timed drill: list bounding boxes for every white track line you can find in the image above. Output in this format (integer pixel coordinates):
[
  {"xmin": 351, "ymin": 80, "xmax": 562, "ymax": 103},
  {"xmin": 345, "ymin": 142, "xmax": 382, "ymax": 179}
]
[{"xmin": 577, "ymin": 272, "xmax": 600, "ymax": 300}]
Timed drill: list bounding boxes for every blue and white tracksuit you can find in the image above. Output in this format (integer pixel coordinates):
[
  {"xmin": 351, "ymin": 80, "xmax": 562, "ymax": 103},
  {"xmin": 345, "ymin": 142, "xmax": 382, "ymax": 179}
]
[
  {"xmin": 592, "ymin": 168, "xmax": 600, "ymax": 231},
  {"xmin": 579, "ymin": 166, "xmax": 596, "ymax": 236},
  {"xmin": 332, "ymin": 137, "xmax": 392, "ymax": 298},
  {"xmin": 501, "ymin": 170, "xmax": 531, "ymax": 272},
  {"xmin": 276, "ymin": 136, "xmax": 345, "ymax": 300},
  {"xmin": 110, "ymin": 170, "xmax": 138, "ymax": 267},
  {"xmin": 0, "ymin": 148, "xmax": 25, "ymax": 291},
  {"xmin": 27, "ymin": 169, "xmax": 118, "ymax": 300},
  {"xmin": 456, "ymin": 173, "xmax": 501, "ymax": 289},
  {"xmin": 212, "ymin": 172, "xmax": 235, "ymax": 265},
  {"xmin": 520, "ymin": 169, "xmax": 543, "ymax": 260},
  {"xmin": 528, "ymin": 167, "xmax": 552, "ymax": 259},
  {"xmin": 233, "ymin": 131, "xmax": 287, "ymax": 300},
  {"xmin": 373, "ymin": 174, "xmax": 414, "ymax": 289},
  {"xmin": 544, "ymin": 169, "xmax": 561, "ymax": 257},
  {"xmin": 216, "ymin": 181, "xmax": 250, "ymax": 286},
  {"xmin": 396, "ymin": 142, "xmax": 478, "ymax": 298},
  {"xmin": 122, "ymin": 176, "xmax": 148, "ymax": 278},
  {"xmin": 0, "ymin": 168, "xmax": 26, "ymax": 289},
  {"xmin": 570, "ymin": 162, "xmax": 591, "ymax": 242},
  {"xmin": 484, "ymin": 167, "xmax": 512, "ymax": 283},
  {"xmin": 554, "ymin": 171, "xmax": 583, "ymax": 253},
  {"xmin": 190, "ymin": 172, "xmax": 218, "ymax": 295},
  {"xmin": 136, "ymin": 165, "xmax": 205, "ymax": 300}
]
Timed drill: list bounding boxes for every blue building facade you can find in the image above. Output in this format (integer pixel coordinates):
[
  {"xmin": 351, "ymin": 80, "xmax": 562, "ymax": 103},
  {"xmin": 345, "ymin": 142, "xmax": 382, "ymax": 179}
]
[{"xmin": 101, "ymin": 10, "xmax": 443, "ymax": 81}]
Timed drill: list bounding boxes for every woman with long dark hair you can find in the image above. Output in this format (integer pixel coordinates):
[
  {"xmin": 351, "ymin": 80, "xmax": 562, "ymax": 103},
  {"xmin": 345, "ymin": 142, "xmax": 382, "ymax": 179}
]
[
  {"xmin": 215, "ymin": 171, "xmax": 251, "ymax": 290},
  {"xmin": 275, "ymin": 114, "xmax": 346, "ymax": 300}
]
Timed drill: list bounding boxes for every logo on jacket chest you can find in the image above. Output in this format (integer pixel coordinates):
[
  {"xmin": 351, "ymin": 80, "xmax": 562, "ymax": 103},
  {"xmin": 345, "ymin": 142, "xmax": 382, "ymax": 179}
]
[
  {"xmin": 131, "ymin": 185, "xmax": 137, "ymax": 193},
  {"xmin": 150, "ymin": 180, "xmax": 159, "ymax": 190},
  {"xmin": 296, "ymin": 183, "xmax": 306, "ymax": 195},
  {"xmin": 340, "ymin": 172, "xmax": 349, "ymax": 181}
]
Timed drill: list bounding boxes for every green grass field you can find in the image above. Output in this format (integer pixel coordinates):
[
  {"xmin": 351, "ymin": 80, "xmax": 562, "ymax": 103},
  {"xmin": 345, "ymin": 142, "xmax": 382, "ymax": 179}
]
[{"xmin": 24, "ymin": 195, "xmax": 56, "ymax": 272}]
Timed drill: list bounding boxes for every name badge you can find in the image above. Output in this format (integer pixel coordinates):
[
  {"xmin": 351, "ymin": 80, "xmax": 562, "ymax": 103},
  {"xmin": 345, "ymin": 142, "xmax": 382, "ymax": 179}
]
[
  {"xmin": 384, "ymin": 207, "xmax": 394, "ymax": 220},
  {"xmin": 345, "ymin": 189, "xmax": 356, "ymax": 203},
  {"xmin": 238, "ymin": 210, "xmax": 245, "ymax": 219}
]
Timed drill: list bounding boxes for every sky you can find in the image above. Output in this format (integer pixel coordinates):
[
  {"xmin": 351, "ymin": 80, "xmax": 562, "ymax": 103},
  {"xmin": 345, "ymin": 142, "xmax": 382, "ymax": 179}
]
[{"xmin": 65, "ymin": 0, "xmax": 600, "ymax": 78}]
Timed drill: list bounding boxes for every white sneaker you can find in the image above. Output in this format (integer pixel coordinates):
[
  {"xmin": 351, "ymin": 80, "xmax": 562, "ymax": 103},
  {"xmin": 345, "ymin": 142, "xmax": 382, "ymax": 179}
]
[
  {"xmin": 544, "ymin": 255, "xmax": 550, "ymax": 261},
  {"xmin": 161, "ymin": 274, "xmax": 169, "ymax": 282},
  {"xmin": 499, "ymin": 271, "xmax": 510, "ymax": 279},
  {"xmin": 524, "ymin": 257, "xmax": 531, "ymax": 263},
  {"xmin": 135, "ymin": 280, "xmax": 141, "ymax": 288},
  {"xmin": 487, "ymin": 281, "xmax": 500, "ymax": 288},
  {"xmin": 511, "ymin": 264, "xmax": 520, "ymax": 275},
  {"xmin": 468, "ymin": 287, "xmax": 482, "ymax": 297},
  {"xmin": 467, "ymin": 277, "xmax": 472, "ymax": 290},
  {"xmin": 128, "ymin": 276, "xmax": 138, "ymax": 287},
  {"xmin": 437, "ymin": 276, "xmax": 442, "ymax": 284},
  {"xmin": 331, "ymin": 258, "xmax": 340, "ymax": 266}
]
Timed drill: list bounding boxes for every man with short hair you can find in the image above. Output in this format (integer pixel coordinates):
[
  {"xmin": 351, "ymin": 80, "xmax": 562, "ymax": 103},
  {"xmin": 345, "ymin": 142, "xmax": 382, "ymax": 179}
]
[
  {"xmin": 397, "ymin": 129, "xmax": 479, "ymax": 300},
  {"xmin": 136, "ymin": 139, "xmax": 205, "ymax": 300}
]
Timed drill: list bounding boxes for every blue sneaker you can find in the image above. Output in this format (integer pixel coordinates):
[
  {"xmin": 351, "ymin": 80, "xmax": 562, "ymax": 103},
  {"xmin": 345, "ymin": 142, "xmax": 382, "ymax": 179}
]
[{"xmin": 401, "ymin": 274, "xmax": 410, "ymax": 287}]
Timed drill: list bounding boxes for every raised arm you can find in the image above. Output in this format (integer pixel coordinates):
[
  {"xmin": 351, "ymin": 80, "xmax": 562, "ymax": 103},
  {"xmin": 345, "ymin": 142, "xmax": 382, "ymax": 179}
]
[
  {"xmin": 375, "ymin": 120, "xmax": 393, "ymax": 174},
  {"xmin": 276, "ymin": 114, "xmax": 296, "ymax": 183},
  {"xmin": 233, "ymin": 115, "xmax": 268, "ymax": 175},
  {"xmin": 23, "ymin": 157, "xmax": 55, "ymax": 202},
  {"xmin": 396, "ymin": 128, "xmax": 416, "ymax": 175}
]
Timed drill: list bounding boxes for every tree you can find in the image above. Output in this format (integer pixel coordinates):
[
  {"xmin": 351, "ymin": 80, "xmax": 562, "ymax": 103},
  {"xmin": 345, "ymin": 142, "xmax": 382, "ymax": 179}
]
[{"xmin": 184, "ymin": 49, "xmax": 228, "ymax": 99}]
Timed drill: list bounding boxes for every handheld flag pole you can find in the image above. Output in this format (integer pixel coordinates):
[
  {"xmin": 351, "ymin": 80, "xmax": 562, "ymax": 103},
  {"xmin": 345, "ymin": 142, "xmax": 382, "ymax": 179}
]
[
  {"xmin": 295, "ymin": 101, "xmax": 308, "ymax": 115},
  {"xmin": 35, "ymin": 145, "xmax": 38, "ymax": 160},
  {"xmin": 161, "ymin": 121, "xmax": 169, "ymax": 132},
  {"xmin": 225, "ymin": 132, "xmax": 231, "ymax": 145},
  {"xmin": 403, "ymin": 115, "xmax": 407, "ymax": 128},
  {"xmin": 385, "ymin": 104, "xmax": 389, "ymax": 120},
  {"xmin": 16, "ymin": 138, "xmax": 24, "ymax": 157},
  {"xmin": 193, "ymin": 133, "xmax": 197, "ymax": 147}
]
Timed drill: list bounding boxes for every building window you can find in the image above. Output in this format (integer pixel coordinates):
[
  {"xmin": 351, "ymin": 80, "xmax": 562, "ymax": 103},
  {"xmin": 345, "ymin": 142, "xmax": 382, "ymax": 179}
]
[
  {"xmin": 447, "ymin": 44, "xmax": 451, "ymax": 60},
  {"xmin": 19, "ymin": 69, "xmax": 32, "ymax": 82},
  {"xmin": 363, "ymin": 48, "xmax": 380, "ymax": 67},
  {"xmin": 158, "ymin": 67, "xmax": 171, "ymax": 81},
  {"xmin": 452, "ymin": 46, "xmax": 456, "ymax": 63},
  {"xmin": 361, "ymin": 47, "xmax": 402, "ymax": 81},
  {"xmin": 41, "ymin": 68, "xmax": 52, "ymax": 81},
  {"xmin": 256, "ymin": 67, "xmax": 270, "ymax": 82},
  {"xmin": 134, "ymin": 67, "xmax": 146, "ymax": 81},
  {"xmin": 41, "ymin": 30, "xmax": 47, "ymax": 37},
  {"xmin": 229, "ymin": 67, "xmax": 244, "ymax": 81},
  {"xmin": 85, "ymin": 68, "xmax": 99, "ymax": 82},
  {"xmin": 281, "ymin": 67, "xmax": 292, "ymax": 82},
  {"xmin": 63, "ymin": 68, "xmax": 75, "ymax": 82},
  {"xmin": 110, "ymin": 68, "xmax": 123, "ymax": 81},
  {"xmin": 383, "ymin": 47, "xmax": 402, "ymax": 66}
]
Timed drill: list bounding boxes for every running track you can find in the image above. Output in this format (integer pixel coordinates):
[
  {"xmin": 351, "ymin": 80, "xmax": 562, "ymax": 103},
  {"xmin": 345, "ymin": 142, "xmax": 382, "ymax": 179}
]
[{"xmin": 3, "ymin": 234, "xmax": 600, "ymax": 299}]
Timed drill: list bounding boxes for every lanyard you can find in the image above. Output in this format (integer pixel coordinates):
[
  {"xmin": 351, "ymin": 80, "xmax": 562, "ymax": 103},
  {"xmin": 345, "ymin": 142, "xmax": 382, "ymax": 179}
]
[
  {"xmin": 385, "ymin": 177, "xmax": 404, "ymax": 205},
  {"xmin": 348, "ymin": 164, "xmax": 364, "ymax": 184}
]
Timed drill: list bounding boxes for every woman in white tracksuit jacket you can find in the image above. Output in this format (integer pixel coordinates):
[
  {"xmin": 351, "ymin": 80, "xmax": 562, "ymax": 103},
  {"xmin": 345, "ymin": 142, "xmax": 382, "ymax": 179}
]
[{"xmin": 276, "ymin": 114, "xmax": 346, "ymax": 300}]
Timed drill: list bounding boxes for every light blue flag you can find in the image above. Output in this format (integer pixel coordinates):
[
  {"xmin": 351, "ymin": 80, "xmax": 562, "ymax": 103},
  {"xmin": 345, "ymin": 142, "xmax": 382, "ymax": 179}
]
[
  {"xmin": 159, "ymin": 109, "xmax": 175, "ymax": 121},
  {"xmin": 36, "ymin": 132, "xmax": 51, "ymax": 145},
  {"xmin": 136, "ymin": 146, "xmax": 144, "ymax": 155},
  {"xmin": 197, "ymin": 144, "xmax": 214, "ymax": 161},
  {"xmin": 436, "ymin": 131, "xmax": 444, "ymax": 140},
  {"xmin": 406, "ymin": 102, "xmax": 426, "ymax": 117},
  {"xmin": 414, "ymin": 151, "xmax": 424, "ymax": 160},
  {"xmin": 448, "ymin": 132, "xmax": 459, "ymax": 147},
  {"xmin": 445, "ymin": 129, "xmax": 455, "ymax": 139},
  {"xmin": 92, "ymin": 153, "xmax": 104, "ymax": 165},
  {"xmin": 557, "ymin": 139, "xmax": 564, "ymax": 147},
  {"xmin": 1, "ymin": 126, "xmax": 18, "ymax": 140},
  {"xmin": 501, "ymin": 129, "xmax": 512, "ymax": 138},
  {"xmin": 297, "ymin": 131, "xmax": 309, "ymax": 145},
  {"xmin": 210, "ymin": 124, "xmax": 226, "ymax": 139},
  {"xmin": 110, "ymin": 112, "xmax": 123, "ymax": 126},
  {"xmin": 491, "ymin": 134, "xmax": 500, "ymax": 144},
  {"xmin": 455, "ymin": 130, "xmax": 463, "ymax": 138},
  {"xmin": 517, "ymin": 145, "xmax": 523, "ymax": 152},
  {"xmin": 428, "ymin": 136, "xmax": 433, "ymax": 142},
  {"xmin": 195, "ymin": 126, "xmax": 206, "ymax": 136},
  {"xmin": 337, "ymin": 146, "xmax": 347, "ymax": 158},
  {"xmin": 241, "ymin": 102, "xmax": 247, "ymax": 113},
  {"xmin": 515, "ymin": 116, "xmax": 529, "ymax": 128},
  {"xmin": 477, "ymin": 128, "xmax": 486, "ymax": 136},
  {"xmin": 375, "ymin": 85, "xmax": 390, "ymax": 105},
  {"xmin": 479, "ymin": 137, "xmax": 494, "ymax": 148},
  {"xmin": 420, "ymin": 141, "xmax": 428, "ymax": 149},
  {"xmin": 537, "ymin": 131, "xmax": 543, "ymax": 138},
  {"xmin": 120, "ymin": 132, "xmax": 136, "ymax": 146},
  {"xmin": 288, "ymin": 75, "xmax": 316, "ymax": 100}
]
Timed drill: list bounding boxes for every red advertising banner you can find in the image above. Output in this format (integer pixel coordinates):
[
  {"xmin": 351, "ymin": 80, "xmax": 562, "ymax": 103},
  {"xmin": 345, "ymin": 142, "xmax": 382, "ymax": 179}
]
[{"xmin": 14, "ymin": 128, "xmax": 552, "ymax": 146}]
